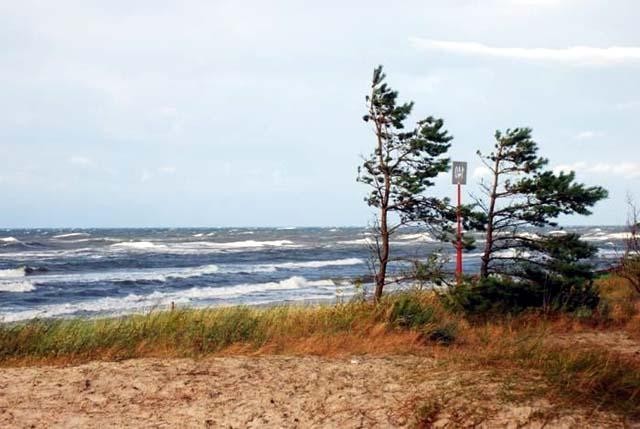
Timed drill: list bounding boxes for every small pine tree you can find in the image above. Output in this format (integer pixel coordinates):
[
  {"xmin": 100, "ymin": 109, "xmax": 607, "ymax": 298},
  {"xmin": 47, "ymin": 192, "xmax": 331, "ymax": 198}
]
[
  {"xmin": 459, "ymin": 127, "xmax": 609, "ymax": 313},
  {"xmin": 475, "ymin": 128, "xmax": 608, "ymax": 280}
]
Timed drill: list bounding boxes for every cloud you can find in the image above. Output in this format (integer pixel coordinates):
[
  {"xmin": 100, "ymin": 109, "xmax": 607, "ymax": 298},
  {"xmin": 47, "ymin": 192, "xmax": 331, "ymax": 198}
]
[
  {"xmin": 573, "ymin": 131, "xmax": 604, "ymax": 141},
  {"xmin": 69, "ymin": 156, "xmax": 93, "ymax": 167},
  {"xmin": 409, "ymin": 37, "xmax": 640, "ymax": 66},
  {"xmin": 473, "ymin": 166, "xmax": 492, "ymax": 179},
  {"xmin": 554, "ymin": 162, "xmax": 640, "ymax": 178}
]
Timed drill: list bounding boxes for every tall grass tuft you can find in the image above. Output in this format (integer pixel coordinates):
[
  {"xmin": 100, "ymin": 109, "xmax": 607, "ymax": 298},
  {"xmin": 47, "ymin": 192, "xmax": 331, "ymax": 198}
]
[{"xmin": 0, "ymin": 292, "xmax": 454, "ymax": 364}]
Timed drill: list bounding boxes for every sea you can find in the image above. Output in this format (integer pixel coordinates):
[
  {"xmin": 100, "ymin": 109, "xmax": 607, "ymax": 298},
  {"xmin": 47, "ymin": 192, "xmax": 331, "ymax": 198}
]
[{"xmin": 0, "ymin": 226, "xmax": 629, "ymax": 323}]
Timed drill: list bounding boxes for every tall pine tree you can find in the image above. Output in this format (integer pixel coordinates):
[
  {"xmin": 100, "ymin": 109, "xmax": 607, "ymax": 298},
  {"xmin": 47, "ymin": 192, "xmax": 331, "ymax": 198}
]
[{"xmin": 358, "ymin": 66, "xmax": 453, "ymax": 302}]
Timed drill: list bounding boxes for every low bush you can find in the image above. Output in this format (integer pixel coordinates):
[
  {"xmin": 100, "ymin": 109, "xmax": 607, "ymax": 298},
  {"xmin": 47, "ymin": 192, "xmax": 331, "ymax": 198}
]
[{"xmin": 444, "ymin": 275, "xmax": 600, "ymax": 316}]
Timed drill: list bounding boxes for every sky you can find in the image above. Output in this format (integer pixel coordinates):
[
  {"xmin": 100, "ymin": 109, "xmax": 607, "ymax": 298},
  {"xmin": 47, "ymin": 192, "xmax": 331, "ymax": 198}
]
[{"xmin": 1, "ymin": 0, "xmax": 639, "ymax": 228}]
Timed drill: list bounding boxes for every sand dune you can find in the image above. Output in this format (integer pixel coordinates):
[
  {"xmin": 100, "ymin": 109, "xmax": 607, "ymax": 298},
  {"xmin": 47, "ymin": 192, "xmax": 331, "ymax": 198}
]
[{"xmin": 0, "ymin": 355, "xmax": 625, "ymax": 428}]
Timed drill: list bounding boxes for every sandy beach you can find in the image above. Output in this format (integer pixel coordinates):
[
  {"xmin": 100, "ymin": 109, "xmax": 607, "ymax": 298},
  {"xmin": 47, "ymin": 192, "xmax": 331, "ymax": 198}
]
[{"xmin": 0, "ymin": 354, "xmax": 630, "ymax": 428}]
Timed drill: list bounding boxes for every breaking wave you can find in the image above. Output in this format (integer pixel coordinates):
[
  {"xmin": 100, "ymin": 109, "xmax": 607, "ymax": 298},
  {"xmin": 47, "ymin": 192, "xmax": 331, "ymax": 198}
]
[
  {"xmin": 53, "ymin": 232, "xmax": 91, "ymax": 239},
  {"xmin": 0, "ymin": 267, "xmax": 36, "ymax": 293},
  {"xmin": 19, "ymin": 258, "xmax": 364, "ymax": 286}
]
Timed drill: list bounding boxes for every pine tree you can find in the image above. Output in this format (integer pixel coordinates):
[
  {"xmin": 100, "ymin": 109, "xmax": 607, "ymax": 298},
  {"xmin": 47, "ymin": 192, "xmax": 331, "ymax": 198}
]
[
  {"xmin": 475, "ymin": 127, "xmax": 608, "ymax": 281},
  {"xmin": 358, "ymin": 66, "xmax": 453, "ymax": 302}
]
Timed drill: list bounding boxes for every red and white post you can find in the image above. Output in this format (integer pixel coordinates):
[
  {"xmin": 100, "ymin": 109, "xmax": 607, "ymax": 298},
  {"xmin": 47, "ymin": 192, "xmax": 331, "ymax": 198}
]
[
  {"xmin": 456, "ymin": 181, "xmax": 462, "ymax": 284},
  {"xmin": 452, "ymin": 161, "xmax": 467, "ymax": 285}
]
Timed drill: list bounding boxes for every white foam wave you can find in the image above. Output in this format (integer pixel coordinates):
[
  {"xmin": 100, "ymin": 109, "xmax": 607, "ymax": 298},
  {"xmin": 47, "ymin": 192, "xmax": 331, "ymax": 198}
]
[
  {"xmin": 0, "ymin": 281, "xmax": 35, "ymax": 293},
  {"xmin": 338, "ymin": 238, "xmax": 373, "ymax": 245},
  {"xmin": 108, "ymin": 239, "xmax": 298, "ymax": 253},
  {"xmin": 193, "ymin": 239, "xmax": 297, "ymax": 249},
  {"xmin": 263, "ymin": 258, "xmax": 364, "ymax": 270},
  {"xmin": 0, "ymin": 267, "xmax": 35, "ymax": 293},
  {"xmin": 493, "ymin": 249, "xmax": 533, "ymax": 258},
  {"xmin": 0, "ymin": 276, "xmax": 334, "ymax": 322},
  {"xmin": 29, "ymin": 264, "xmax": 221, "ymax": 285},
  {"xmin": 0, "ymin": 267, "xmax": 26, "ymax": 278},
  {"xmin": 0, "ymin": 237, "xmax": 24, "ymax": 247},
  {"xmin": 581, "ymin": 232, "xmax": 632, "ymax": 242},
  {"xmin": 549, "ymin": 230, "xmax": 568, "ymax": 236},
  {"xmin": 53, "ymin": 233, "xmax": 91, "ymax": 239},
  {"xmin": 395, "ymin": 233, "xmax": 437, "ymax": 243},
  {"xmin": 111, "ymin": 241, "xmax": 168, "ymax": 250}
]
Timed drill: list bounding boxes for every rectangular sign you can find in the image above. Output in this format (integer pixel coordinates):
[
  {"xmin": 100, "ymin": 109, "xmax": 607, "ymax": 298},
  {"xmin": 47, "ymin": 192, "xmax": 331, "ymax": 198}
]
[{"xmin": 452, "ymin": 161, "xmax": 467, "ymax": 185}]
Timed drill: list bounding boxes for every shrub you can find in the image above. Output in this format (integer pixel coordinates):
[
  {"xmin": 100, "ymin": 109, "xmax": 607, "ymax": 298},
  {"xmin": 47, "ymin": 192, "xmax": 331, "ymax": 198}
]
[
  {"xmin": 444, "ymin": 275, "xmax": 600, "ymax": 316},
  {"xmin": 388, "ymin": 295, "xmax": 436, "ymax": 328}
]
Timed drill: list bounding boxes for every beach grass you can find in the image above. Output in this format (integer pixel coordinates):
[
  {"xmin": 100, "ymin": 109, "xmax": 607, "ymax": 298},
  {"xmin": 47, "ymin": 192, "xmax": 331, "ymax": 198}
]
[{"xmin": 0, "ymin": 291, "xmax": 456, "ymax": 364}]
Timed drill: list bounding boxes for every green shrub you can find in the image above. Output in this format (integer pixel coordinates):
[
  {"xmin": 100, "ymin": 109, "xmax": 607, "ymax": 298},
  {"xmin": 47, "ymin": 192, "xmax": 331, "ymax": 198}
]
[
  {"xmin": 444, "ymin": 275, "xmax": 600, "ymax": 316},
  {"xmin": 388, "ymin": 295, "xmax": 436, "ymax": 328}
]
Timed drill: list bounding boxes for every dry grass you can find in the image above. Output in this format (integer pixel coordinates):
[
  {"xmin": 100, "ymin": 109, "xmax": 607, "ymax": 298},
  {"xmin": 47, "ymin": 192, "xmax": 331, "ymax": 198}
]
[{"xmin": 0, "ymin": 292, "xmax": 455, "ymax": 366}]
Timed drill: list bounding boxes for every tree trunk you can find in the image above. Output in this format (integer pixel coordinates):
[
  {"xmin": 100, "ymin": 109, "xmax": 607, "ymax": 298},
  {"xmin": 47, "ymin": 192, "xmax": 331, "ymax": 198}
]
[
  {"xmin": 372, "ymin": 106, "xmax": 391, "ymax": 303},
  {"xmin": 374, "ymin": 207, "xmax": 390, "ymax": 302},
  {"xmin": 480, "ymin": 149, "xmax": 502, "ymax": 279}
]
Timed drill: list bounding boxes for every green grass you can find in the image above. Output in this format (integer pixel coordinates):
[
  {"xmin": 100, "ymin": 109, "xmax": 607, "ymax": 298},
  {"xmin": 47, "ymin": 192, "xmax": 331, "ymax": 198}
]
[{"xmin": 0, "ymin": 292, "xmax": 453, "ymax": 364}]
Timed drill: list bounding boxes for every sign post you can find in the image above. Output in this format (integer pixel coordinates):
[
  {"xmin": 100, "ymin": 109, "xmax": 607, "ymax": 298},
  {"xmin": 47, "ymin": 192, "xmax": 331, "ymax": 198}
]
[{"xmin": 452, "ymin": 161, "xmax": 467, "ymax": 284}]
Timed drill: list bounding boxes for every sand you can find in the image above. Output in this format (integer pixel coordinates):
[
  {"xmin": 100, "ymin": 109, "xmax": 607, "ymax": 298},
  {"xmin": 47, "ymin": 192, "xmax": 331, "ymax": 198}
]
[{"xmin": 0, "ymin": 355, "xmax": 630, "ymax": 428}]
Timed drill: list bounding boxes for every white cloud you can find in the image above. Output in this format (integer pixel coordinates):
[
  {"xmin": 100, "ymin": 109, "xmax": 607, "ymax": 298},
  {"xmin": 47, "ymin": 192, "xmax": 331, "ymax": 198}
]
[
  {"xmin": 574, "ymin": 131, "xmax": 604, "ymax": 141},
  {"xmin": 473, "ymin": 166, "xmax": 492, "ymax": 179},
  {"xmin": 69, "ymin": 156, "xmax": 93, "ymax": 167},
  {"xmin": 554, "ymin": 161, "xmax": 640, "ymax": 178},
  {"xmin": 409, "ymin": 37, "xmax": 640, "ymax": 66}
]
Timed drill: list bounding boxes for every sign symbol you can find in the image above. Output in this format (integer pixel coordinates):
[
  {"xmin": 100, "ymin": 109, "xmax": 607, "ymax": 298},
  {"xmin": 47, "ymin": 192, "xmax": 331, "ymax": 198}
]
[{"xmin": 451, "ymin": 161, "xmax": 467, "ymax": 185}]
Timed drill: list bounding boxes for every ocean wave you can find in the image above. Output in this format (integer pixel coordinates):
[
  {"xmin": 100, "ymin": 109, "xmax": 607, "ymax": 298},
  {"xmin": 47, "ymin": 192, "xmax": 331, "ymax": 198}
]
[
  {"xmin": 108, "ymin": 239, "xmax": 299, "ymax": 253},
  {"xmin": 581, "ymin": 232, "xmax": 632, "ymax": 242},
  {"xmin": 53, "ymin": 232, "xmax": 91, "ymax": 239},
  {"xmin": 0, "ymin": 267, "xmax": 35, "ymax": 293},
  {"xmin": 0, "ymin": 248, "xmax": 99, "ymax": 261},
  {"xmin": 0, "ymin": 237, "xmax": 26, "ymax": 247},
  {"xmin": 190, "ymin": 240, "xmax": 297, "ymax": 249},
  {"xmin": 110, "ymin": 241, "xmax": 168, "ymax": 250},
  {"xmin": 394, "ymin": 233, "xmax": 437, "ymax": 243},
  {"xmin": 28, "ymin": 264, "xmax": 221, "ymax": 285},
  {"xmin": 0, "ymin": 267, "xmax": 26, "ymax": 278},
  {"xmin": 263, "ymin": 258, "xmax": 364, "ymax": 270},
  {"xmin": 22, "ymin": 258, "xmax": 363, "ymax": 286},
  {"xmin": 338, "ymin": 238, "xmax": 373, "ymax": 245},
  {"xmin": 549, "ymin": 230, "xmax": 568, "ymax": 236},
  {"xmin": 0, "ymin": 280, "xmax": 35, "ymax": 293},
  {"xmin": 0, "ymin": 276, "xmax": 335, "ymax": 322}
]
